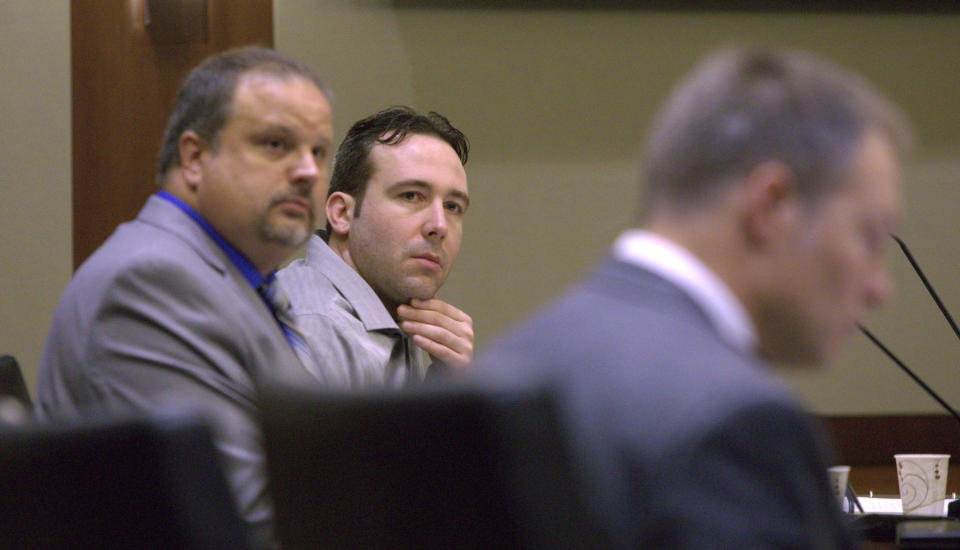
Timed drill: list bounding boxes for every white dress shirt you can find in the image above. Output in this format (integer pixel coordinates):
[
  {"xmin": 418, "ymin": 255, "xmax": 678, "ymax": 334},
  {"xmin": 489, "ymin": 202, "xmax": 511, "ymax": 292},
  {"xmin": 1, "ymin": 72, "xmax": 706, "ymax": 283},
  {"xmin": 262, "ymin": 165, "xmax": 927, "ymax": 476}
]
[{"xmin": 613, "ymin": 229, "xmax": 757, "ymax": 355}]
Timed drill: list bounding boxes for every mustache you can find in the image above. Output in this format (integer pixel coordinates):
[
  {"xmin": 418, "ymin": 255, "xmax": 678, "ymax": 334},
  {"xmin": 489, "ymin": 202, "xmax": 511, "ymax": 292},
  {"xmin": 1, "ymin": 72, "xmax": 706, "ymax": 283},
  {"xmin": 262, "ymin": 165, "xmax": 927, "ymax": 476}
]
[{"xmin": 269, "ymin": 188, "xmax": 314, "ymax": 211}]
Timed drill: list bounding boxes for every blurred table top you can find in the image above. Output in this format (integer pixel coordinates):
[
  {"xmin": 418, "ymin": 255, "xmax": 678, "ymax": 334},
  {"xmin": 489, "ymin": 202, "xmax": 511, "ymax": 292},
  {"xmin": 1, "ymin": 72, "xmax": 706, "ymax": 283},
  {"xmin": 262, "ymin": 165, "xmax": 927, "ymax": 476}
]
[{"xmin": 849, "ymin": 465, "xmax": 960, "ymax": 498}]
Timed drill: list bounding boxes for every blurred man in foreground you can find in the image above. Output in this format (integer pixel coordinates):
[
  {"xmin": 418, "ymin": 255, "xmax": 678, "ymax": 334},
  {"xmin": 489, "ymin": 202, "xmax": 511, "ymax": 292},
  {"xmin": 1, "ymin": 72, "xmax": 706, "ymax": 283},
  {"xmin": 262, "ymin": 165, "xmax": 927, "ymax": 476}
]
[{"xmin": 477, "ymin": 48, "xmax": 911, "ymax": 548}]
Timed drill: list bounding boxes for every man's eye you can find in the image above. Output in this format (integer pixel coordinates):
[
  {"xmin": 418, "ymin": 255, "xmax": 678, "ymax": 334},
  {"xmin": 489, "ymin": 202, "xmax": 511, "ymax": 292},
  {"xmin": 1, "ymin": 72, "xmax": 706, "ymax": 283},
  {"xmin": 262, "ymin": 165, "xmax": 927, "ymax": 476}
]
[
  {"xmin": 261, "ymin": 138, "xmax": 286, "ymax": 152},
  {"xmin": 400, "ymin": 191, "xmax": 420, "ymax": 201},
  {"xmin": 445, "ymin": 202, "xmax": 464, "ymax": 214}
]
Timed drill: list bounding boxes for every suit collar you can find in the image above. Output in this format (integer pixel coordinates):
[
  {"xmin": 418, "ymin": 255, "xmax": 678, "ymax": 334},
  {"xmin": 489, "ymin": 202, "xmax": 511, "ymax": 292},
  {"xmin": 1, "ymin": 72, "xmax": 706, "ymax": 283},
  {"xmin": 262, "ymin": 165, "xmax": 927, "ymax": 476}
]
[
  {"xmin": 611, "ymin": 230, "xmax": 757, "ymax": 355},
  {"xmin": 303, "ymin": 235, "xmax": 398, "ymax": 332},
  {"xmin": 136, "ymin": 194, "xmax": 229, "ymax": 277},
  {"xmin": 154, "ymin": 191, "xmax": 272, "ymax": 293}
]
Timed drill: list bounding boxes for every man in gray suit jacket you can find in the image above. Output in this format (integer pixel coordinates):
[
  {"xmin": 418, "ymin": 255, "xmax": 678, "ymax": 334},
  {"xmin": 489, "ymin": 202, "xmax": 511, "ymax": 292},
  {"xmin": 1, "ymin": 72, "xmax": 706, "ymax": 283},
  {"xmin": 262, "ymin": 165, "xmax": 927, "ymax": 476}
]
[
  {"xmin": 35, "ymin": 47, "xmax": 334, "ymax": 546},
  {"xmin": 476, "ymin": 48, "xmax": 912, "ymax": 548}
]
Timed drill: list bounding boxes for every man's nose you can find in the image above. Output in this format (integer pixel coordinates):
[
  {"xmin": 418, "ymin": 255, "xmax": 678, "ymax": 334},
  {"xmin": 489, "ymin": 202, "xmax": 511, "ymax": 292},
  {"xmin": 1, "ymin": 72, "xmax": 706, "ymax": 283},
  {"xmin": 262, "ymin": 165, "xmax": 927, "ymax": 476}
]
[
  {"xmin": 290, "ymin": 148, "xmax": 320, "ymax": 186},
  {"xmin": 422, "ymin": 201, "xmax": 448, "ymax": 240}
]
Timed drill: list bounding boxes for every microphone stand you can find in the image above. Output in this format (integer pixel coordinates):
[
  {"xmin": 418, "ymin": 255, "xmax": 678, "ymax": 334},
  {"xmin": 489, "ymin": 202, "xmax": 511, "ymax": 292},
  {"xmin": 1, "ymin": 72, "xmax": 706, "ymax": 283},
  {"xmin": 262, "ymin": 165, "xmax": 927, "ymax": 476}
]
[
  {"xmin": 892, "ymin": 234, "xmax": 960, "ymax": 345},
  {"xmin": 858, "ymin": 324, "xmax": 960, "ymax": 428}
]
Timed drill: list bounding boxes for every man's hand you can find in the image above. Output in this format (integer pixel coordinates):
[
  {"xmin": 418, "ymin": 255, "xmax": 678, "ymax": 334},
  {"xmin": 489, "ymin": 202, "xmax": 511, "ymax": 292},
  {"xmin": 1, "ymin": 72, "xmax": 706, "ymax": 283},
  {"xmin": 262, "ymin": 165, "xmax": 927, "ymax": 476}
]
[{"xmin": 397, "ymin": 298, "xmax": 473, "ymax": 371}]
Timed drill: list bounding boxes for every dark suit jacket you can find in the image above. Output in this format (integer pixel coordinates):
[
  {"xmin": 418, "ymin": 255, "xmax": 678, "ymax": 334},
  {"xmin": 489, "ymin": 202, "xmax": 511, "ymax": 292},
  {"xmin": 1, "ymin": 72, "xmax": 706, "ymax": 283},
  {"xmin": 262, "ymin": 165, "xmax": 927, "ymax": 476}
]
[
  {"xmin": 476, "ymin": 256, "xmax": 858, "ymax": 549},
  {"xmin": 36, "ymin": 195, "xmax": 319, "ymax": 547}
]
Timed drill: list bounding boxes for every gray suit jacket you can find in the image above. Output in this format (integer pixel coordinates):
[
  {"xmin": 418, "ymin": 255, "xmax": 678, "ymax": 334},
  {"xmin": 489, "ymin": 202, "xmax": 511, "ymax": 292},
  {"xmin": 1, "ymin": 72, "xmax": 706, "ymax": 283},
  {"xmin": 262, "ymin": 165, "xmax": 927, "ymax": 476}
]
[
  {"xmin": 278, "ymin": 235, "xmax": 429, "ymax": 388},
  {"xmin": 476, "ymin": 257, "xmax": 859, "ymax": 549},
  {"xmin": 36, "ymin": 195, "xmax": 318, "ymax": 547}
]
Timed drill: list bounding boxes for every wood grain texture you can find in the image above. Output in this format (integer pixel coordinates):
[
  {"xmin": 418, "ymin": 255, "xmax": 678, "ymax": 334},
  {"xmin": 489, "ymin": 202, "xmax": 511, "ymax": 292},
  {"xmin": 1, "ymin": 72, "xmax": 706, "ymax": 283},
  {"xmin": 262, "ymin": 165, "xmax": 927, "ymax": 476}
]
[{"xmin": 71, "ymin": 0, "xmax": 272, "ymax": 268}]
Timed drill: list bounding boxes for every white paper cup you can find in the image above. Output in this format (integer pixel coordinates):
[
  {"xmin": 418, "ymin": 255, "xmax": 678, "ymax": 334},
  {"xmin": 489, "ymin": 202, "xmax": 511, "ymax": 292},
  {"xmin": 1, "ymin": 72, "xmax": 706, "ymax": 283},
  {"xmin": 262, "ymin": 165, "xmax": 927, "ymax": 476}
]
[
  {"xmin": 827, "ymin": 465, "xmax": 851, "ymax": 508},
  {"xmin": 895, "ymin": 454, "xmax": 950, "ymax": 515}
]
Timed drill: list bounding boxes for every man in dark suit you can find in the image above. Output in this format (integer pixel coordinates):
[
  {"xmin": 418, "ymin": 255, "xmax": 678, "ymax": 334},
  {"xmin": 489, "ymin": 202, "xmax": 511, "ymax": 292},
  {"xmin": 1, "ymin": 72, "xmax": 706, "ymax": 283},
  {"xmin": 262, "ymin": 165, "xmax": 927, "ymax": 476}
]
[
  {"xmin": 476, "ymin": 48, "xmax": 911, "ymax": 548},
  {"xmin": 35, "ymin": 46, "xmax": 334, "ymax": 546}
]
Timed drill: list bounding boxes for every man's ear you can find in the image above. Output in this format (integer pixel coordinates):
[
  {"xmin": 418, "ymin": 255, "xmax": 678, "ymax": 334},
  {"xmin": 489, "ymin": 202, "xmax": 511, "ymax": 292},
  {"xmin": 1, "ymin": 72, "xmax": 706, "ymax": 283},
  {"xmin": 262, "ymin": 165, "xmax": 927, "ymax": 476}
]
[
  {"xmin": 740, "ymin": 160, "xmax": 800, "ymax": 248},
  {"xmin": 178, "ymin": 130, "xmax": 206, "ymax": 192},
  {"xmin": 326, "ymin": 191, "xmax": 356, "ymax": 236}
]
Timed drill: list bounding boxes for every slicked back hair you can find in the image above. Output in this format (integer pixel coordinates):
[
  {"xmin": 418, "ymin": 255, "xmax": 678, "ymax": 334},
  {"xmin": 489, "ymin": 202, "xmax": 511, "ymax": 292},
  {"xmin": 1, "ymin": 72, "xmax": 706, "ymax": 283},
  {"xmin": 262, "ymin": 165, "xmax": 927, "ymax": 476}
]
[
  {"xmin": 639, "ymin": 47, "xmax": 911, "ymax": 218},
  {"xmin": 324, "ymin": 106, "xmax": 469, "ymax": 238},
  {"xmin": 156, "ymin": 46, "xmax": 330, "ymax": 185}
]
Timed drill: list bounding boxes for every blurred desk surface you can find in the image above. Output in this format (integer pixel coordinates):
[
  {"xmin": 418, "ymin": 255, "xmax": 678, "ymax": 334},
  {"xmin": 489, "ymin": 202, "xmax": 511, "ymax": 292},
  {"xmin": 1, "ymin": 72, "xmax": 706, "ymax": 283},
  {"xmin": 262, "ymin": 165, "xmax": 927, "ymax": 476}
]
[
  {"xmin": 848, "ymin": 465, "xmax": 960, "ymax": 497},
  {"xmin": 821, "ymin": 414, "xmax": 960, "ymax": 498}
]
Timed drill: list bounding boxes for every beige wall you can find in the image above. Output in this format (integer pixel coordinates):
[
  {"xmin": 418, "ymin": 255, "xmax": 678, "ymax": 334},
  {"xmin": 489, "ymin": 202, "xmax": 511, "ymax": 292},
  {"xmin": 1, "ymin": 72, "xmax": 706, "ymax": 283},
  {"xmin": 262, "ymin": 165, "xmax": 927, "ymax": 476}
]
[
  {"xmin": 0, "ymin": 2, "xmax": 72, "ymax": 393},
  {"xmin": 4, "ymin": 3, "xmax": 960, "ymax": 414},
  {"xmin": 277, "ymin": 2, "xmax": 960, "ymax": 414}
]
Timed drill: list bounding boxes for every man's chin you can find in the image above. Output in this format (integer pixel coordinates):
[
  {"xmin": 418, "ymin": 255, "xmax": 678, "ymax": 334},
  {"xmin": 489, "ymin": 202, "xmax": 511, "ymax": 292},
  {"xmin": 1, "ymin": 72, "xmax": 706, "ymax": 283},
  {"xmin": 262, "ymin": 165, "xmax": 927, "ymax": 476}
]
[
  {"xmin": 760, "ymin": 339, "xmax": 834, "ymax": 369},
  {"xmin": 399, "ymin": 279, "xmax": 442, "ymax": 303},
  {"xmin": 260, "ymin": 220, "xmax": 312, "ymax": 249}
]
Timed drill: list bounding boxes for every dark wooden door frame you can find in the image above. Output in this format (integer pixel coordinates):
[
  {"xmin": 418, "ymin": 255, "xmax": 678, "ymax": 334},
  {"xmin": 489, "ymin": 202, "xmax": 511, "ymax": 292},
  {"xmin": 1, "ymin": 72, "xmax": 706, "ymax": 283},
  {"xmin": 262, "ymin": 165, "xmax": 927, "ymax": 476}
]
[{"xmin": 71, "ymin": 0, "xmax": 273, "ymax": 269}]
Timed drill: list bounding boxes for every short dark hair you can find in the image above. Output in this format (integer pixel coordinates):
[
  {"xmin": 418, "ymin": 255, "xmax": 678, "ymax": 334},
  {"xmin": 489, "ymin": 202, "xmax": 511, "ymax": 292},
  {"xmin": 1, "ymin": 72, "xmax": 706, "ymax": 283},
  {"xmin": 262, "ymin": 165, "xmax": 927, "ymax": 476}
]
[
  {"xmin": 640, "ymin": 47, "xmax": 911, "ymax": 215},
  {"xmin": 156, "ymin": 46, "xmax": 329, "ymax": 184},
  {"xmin": 324, "ymin": 106, "xmax": 469, "ymax": 237}
]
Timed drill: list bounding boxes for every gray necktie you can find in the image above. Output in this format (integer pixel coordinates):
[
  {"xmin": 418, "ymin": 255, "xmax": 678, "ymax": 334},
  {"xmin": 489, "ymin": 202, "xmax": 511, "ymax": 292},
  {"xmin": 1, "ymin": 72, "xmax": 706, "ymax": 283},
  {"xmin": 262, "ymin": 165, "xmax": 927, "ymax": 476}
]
[{"xmin": 259, "ymin": 279, "xmax": 325, "ymax": 383}]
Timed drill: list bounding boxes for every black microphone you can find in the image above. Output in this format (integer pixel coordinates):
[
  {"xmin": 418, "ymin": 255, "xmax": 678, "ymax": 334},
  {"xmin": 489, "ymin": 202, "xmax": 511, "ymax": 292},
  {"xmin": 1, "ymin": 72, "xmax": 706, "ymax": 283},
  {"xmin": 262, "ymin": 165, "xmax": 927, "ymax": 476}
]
[
  {"xmin": 858, "ymin": 324, "xmax": 960, "ymax": 429},
  {"xmin": 858, "ymin": 234, "xmax": 960, "ymax": 427},
  {"xmin": 891, "ymin": 234, "xmax": 960, "ymax": 346}
]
